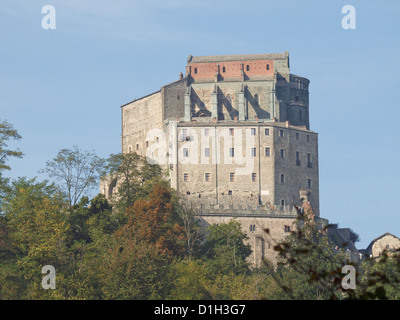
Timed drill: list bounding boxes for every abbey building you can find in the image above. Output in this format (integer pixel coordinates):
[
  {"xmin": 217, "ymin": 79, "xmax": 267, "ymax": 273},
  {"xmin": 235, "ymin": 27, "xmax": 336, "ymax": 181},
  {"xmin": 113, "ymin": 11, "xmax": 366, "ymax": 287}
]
[{"xmin": 101, "ymin": 52, "xmax": 361, "ymax": 265}]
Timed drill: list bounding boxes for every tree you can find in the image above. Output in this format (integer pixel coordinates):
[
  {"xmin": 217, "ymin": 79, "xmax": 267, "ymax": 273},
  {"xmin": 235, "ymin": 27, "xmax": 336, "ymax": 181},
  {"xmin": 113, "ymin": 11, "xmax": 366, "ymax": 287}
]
[
  {"xmin": 176, "ymin": 201, "xmax": 203, "ymax": 259},
  {"xmin": 41, "ymin": 146, "xmax": 105, "ymax": 209},
  {"xmin": 167, "ymin": 259, "xmax": 211, "ymax": 300},
  {"xmin": 1, "ymin": 177, "xmax": 69, "ymax": 299},
  {"xmin": 356, "ymin": 250, "xmax": 400, "ymax": 300},
  {"xmin": 268, "ymin": 204, "xmax": 348, "ymax": 300},
  {"xmin": 95, "ymin": 236, "xmax": 172, "ymax": 299},
  {"xmin": 0, "ymin": 120, "xmax": 23, "ymax": 175},
  {"xmin": 116, "ymin": 184, "xmax": 186, "ymax": 257},
  {"xmin": 103, "ymin": 152, "xmax": 164, "ymax": 212},
  {"xmin": 0, "ymin": 120, "xmax": 23, "ymax": 207},
  {"xmin": 202, "ymin": 220, "xmax": 252, "ymax": 276}
]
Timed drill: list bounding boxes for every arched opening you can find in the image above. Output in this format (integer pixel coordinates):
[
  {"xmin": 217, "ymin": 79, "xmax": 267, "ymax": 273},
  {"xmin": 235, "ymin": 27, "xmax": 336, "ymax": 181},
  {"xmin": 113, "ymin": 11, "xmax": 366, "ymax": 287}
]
[{"xmin": 108, "ymin": 178, "xmax": 117, "ymax": 197}]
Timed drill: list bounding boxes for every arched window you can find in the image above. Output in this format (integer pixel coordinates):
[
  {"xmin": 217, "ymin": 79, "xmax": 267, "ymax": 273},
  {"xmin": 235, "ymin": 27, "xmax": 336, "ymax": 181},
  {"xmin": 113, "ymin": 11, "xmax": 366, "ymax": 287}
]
[
  {"xmin": 222, "ymin": 66, "xmax": 226, "ymax": 73},
  {"xmin": 194, "ymin": 67, "xmax": 198, "ymax": 74},
  {"xmin": 246, "ymin": 65, "xmax": 250, "ymax": 71},
  {"xmin": 266, "ymin": 64, "xmax": 270, "ymax": 70}
]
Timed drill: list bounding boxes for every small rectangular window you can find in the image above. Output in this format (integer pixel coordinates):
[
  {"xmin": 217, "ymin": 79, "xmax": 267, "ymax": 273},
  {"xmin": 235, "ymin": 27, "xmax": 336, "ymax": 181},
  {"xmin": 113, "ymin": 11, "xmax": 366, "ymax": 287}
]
[
  {"xmin": 229, "ymin": 148, "xmax": 235, "ymax": 157},
  {"xmin": 265, "ymin": 128, "xmax": 270, "ymax": 135},
  {"xmin": 307, "ymin": 179, "xmax": 312, "ymax": 188},
  {"xmin": 204, "ymin": 148, "xmax": 210, "ymax": 158},
  {"xmin": 204, "ymin": 128, "xmax": 209, "ymax": 136},
  {"xmin": 281, "ymin": 200, "xmax": 285, "ymax": 207},
  {"xmin": 183, "ymin": 148, "xmax": 189, "ymax": 157},
  {"xmin": 183, "ymin": 173, "xmax": 188, "ymax": 182},
  {"xmin": 136, "ymin": 144, "xmax": 139, "ymax": 150},
  {"xmin": 280, "ymin": 174, "xmax": 285, "ymax": 184},
  {"xmin": 280, "ymin": 149, "xmax": 285, "ymax": 159},
  {"xmin": 230, "ymin": 172, "xmax": 235, "ymax": 182},
  {"xmin": 252, "ymin": 173, "xmax": 257, "ymax": 182},
  {"xmin": 306, "ymin": 135, "xmax": 310, "ymax": 142},
  {"xmin": 228, "ymin": 190, "xmax": 233, "ymax": 195},
  {"xmin": 265, "ymin": 147, "xmax": 271, "ymax": 157},
  {"xmin": 279, "ymin": 130, "xmax": 284, "ymax": 137},
  {"xmin": 251, "ymin": 147, "xmax": 256, "ymax": 157},
  {"xmin": 284, "ymin": 225, "xmax": 290, "ymax": 232},
  {"xmin": 296, "ymin": 132, "xmax": 299, "ymax": 140},
  {"xmin": 251, "ymin": 128, "xmax": 256, "ymax": 136},
  {"xmin": 205, "ymin": 173, "xmax": 211, "ymax": 182},
  {"xmin": 229, "ymin": 128, "xmax": 234, "ymax": 136}
]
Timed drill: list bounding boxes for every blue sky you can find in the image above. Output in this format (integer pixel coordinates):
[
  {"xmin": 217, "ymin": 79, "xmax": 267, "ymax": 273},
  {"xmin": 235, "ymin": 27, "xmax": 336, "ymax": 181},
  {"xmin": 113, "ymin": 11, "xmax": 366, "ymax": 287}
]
[{"xmin": 1, "ymin": 0, "xmax": 399, "ymax": 249}]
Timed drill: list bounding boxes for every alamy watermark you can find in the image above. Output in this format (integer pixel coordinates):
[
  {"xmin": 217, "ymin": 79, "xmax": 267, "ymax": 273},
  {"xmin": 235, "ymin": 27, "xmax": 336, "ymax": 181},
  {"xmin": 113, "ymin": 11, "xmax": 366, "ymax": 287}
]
[
  {"xmin": 342, "ymin": 5, "xmax": 356, "ymax": 30},
  {"xmin": 144, "ymin": 124, "xmax": 256, "ymax": 176},
  {"xmin": 41, "ymin": 265, "xmax": 56, "ymax": 290},
  {"xmin": 41, "ymin": 5, "xmax": 56, "ymax": 30},
  {"xmin": 341, "ymin": 265, "xmax": 356, "ymax": 290}
]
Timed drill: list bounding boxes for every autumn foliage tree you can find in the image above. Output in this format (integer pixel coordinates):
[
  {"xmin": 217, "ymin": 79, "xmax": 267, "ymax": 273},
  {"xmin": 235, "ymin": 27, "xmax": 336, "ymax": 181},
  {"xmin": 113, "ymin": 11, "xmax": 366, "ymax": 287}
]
[{"xmin": 116, "ymin": 183, "xmax": 186, "ymax": 257}]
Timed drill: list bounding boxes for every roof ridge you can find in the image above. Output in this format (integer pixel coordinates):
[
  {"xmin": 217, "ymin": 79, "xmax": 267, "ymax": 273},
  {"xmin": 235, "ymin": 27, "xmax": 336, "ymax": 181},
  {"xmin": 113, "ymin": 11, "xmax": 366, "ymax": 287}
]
[{"xmin": 189, "ymin": 52, "xmax": 289, "ymax": 64}]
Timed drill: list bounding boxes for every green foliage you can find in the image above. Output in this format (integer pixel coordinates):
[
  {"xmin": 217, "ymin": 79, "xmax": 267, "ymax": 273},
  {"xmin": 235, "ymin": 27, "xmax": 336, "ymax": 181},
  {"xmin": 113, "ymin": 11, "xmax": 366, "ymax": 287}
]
[
  {"xmin": 94, "ymin": 237, "xmax": 172, "ymax": 300},
  {"xmin": 356, "ymin": 250, "xmax": 400, "ymax": 300},
  {"xmin": 0, "ymin": 119, "xmax": 23, "ymax": 174},
  {"xmin": 1, "ymin": 177, "xmax": 69, "ymax": 299},
  {"xmin": 0, "ymin": 120, "xmax": 23, "ymax": 209},
  {"xmin": 167, "ymin": 259, "xmax": 211, "ymax": 300},
  {"xmin": 103, "ymin": 152, "xmax": 164, "ymax": 212},
  {"xmin": 2, "ymin": 140, "xmax": 400, "ymax": 300},
  {"xmin": 202, "ymin": 220, "xmax": 252, "ymax": 276},
  {"xmin": 269, "ymin": 207, "xmax": 347, "ymax": 300}
]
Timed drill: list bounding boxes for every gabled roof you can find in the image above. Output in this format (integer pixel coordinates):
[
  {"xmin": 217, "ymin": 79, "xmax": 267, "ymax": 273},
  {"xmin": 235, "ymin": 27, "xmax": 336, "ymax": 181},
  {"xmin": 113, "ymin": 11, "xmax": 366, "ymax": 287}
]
[{"xmin": 364, "ymin": 232, "xmax": 400, "ymax": 255}]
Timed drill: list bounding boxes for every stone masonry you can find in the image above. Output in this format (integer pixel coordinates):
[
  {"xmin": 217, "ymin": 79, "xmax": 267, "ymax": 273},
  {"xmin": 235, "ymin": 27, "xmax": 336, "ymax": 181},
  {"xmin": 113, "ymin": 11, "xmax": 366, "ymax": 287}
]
[{"xmin": 101, "ymin": 52, "xmax": 326, "ymax": 266}]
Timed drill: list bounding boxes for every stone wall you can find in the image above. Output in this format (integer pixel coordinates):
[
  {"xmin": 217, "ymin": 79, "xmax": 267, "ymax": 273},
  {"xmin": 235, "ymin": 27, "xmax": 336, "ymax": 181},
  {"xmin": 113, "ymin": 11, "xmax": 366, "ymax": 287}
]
[
  {"xmin": 196, "ymin": 213, "xmax": 297, "ymax": 267},
  {"xmin": 162, "ymin": 78, "xmax": 187, "ymax": 120},
  {"xmin": 170, "ymin": 122, "xmax": 319, "ymax": 215},
  {"xmin": 121, "ymin": 91, "xmax": 163, "ymax": 156},
  {"xmin": 370, "ymin": 234, "xmax": 400, "ymax": 258}
]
